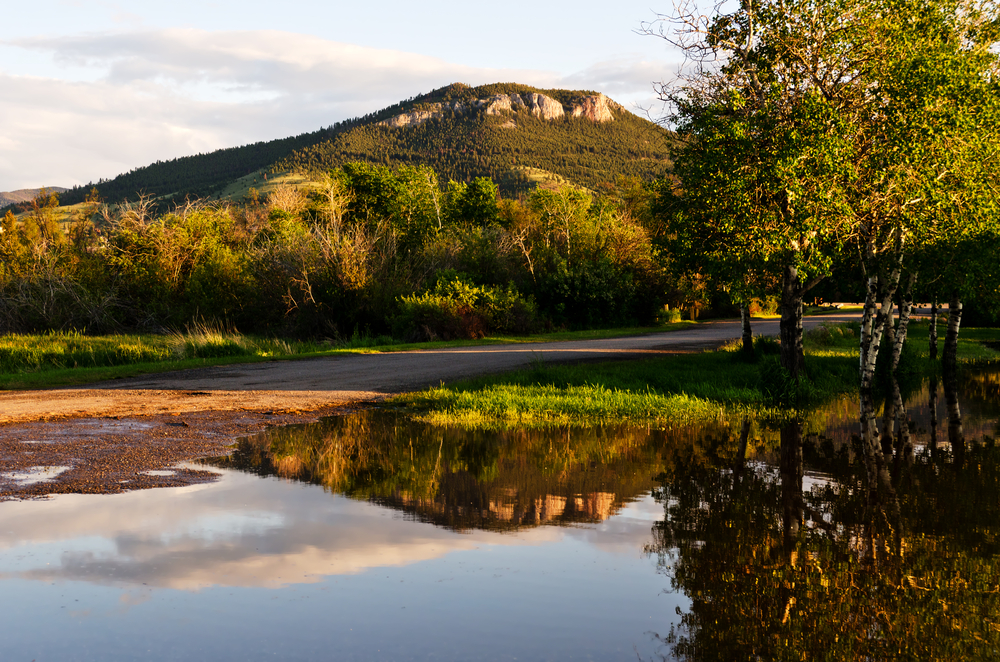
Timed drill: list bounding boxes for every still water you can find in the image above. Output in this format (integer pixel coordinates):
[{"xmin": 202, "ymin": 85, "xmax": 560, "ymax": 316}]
[{"xmin": 2, "ymin": 371, "xmax": 1000, "ymax": 660}]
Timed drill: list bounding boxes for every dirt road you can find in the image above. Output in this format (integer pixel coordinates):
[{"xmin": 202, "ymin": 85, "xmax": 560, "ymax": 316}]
[{"xmin": 0, "ymin": 314, "xmax": 857, "ymax": 498}]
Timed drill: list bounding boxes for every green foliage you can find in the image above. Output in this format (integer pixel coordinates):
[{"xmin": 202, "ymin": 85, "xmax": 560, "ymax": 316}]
[
  {"xmin": 394, "ymin": 272, "xmax": 540, "ymax": 340},
  {"xmin": 535, "ymin": 257, "xmax": 649, "ymax": 328},
  {"xmin": 337, "ymin": 161, "xmax": 443, "ymax": 249},
  {"xmin": 0, "ymin": 160, "xmax": 675, "ymax": 340},
  {"xmin": 443, "ymin": 177, "xmax": 499, "ymax": 226}
]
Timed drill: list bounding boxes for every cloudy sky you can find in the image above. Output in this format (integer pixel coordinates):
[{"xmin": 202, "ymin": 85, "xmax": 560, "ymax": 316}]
[{"xmin": 0, "ymin": 0, "xmax": 684, "ymax": 192}]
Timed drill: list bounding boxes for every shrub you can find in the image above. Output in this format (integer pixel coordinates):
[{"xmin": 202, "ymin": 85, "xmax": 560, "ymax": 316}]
[
  {"xmin": 804, "ymin": 322, "xmax": 857, "ymax": 347},
  {"xmin": 657, "ymin": 307, "xmax": 683, "ymax": 324},
  {"xmin": 394, "ymin": 273, "xmax": 540, "ymax": 341},
  {"xmin": 535, "ymin": 258, "xmax": 655, "ymax": 328}
]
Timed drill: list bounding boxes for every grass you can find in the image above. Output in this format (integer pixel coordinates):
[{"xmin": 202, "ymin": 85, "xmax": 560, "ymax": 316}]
[
  {"xmin": 392, "ymin": 319, "xmax": 1000, "ymax": 428},
  {"xmin": 209, "ymin": 170, "xmax": 312, "ymax": 202},
  {"xmin": 399, "ymin": 353, "xmax": 777, "ymax": 429},
  {"xmin": 0, "ymin": 322, "xmax": 697, "ymax": 389}
]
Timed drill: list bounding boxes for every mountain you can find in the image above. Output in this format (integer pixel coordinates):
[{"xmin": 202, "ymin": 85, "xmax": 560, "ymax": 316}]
[
  {"xmin": 0, "ymin": 187, "xmax": 68, "ymax": 210},
  {"xmin": 280, "ymin": 83, "xmax": 673, "ymax": 195},
  {"xmin": 59, "ymin": 82, "xmax": 672, "ymax": 206}
]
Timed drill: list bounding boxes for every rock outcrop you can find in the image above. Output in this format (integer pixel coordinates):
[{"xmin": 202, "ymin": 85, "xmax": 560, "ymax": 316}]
[
  {"xmin": 570, "ymin": 94, "xmax": 616, "ymax": 122},
  {"xmin": 380, "ymin": 109, "xmax": 445, "ymax": 128},
  {"xmin": 481, "ymin": 93, "xmax": 566, "ymax": 120},
  {"xmin": 378, "ymin": 92, "xmax": 619, "ymax": 129}
]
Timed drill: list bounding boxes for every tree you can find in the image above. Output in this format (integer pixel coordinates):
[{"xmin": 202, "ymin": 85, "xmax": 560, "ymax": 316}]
[
  {"xmin": 650, "ymin": 0, "xmax": 1000, "ymax": 383},
  {"xmin": 443, "ymin": 176, "xmax": 500, "ymax": 227},
  {"xmin": 336, "ymin": 162, "xmax": 442, "ymax": 249},
  {"xmin": 649, "ymin": 0, "xmax": 862, "ymax": 379},
  {"xmin": 849, "ymin": 0, "xmax": 1000, "ymax": 386}
]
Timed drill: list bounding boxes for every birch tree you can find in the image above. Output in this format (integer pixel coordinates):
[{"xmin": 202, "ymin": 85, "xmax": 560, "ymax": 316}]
[
  {"xmin": 852, "ymin": 0, "xmax": 1000, "ymax": 387},
  {"xmin": 650, "ymin": 0, "xmax": 867, "ymax": 379},
  {"xmin": 651, "ymin": 0, "xmax": 1000, "ymax": 383}
]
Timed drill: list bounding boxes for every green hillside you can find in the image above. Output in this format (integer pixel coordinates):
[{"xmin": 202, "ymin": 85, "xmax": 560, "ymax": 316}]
[
  {"xmin": 279, "ymin": 82, "xmax": 672, "ymax": 195},
  {"xmin": 56, "ymin": 82, "xmax": 672, "ymax": 206}
]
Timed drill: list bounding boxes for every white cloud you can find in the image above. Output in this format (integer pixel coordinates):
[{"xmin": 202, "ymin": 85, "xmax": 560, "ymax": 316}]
[
  {"xmin": 0, "ymin": 29, "xmax": 668, "ymax": 190},
  {"xmin": 0, "ymin": 470, "xmax": 573, "ymax": 591},
  {"xmin": 557, "ymin": 55, "xmax": 670, "ymax": 96}
]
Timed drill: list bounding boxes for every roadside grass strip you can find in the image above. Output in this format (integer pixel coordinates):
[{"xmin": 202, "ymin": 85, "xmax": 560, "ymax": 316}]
[
  {"xmin": 0, "ymin": 332, "xmax": 173, "ymax": 373},
  {"xmin": 402, "ymin": 383, "xmax": 731, "ymax": 428},
  {"xmin": 397, "ymin": 322, "xmax": 1000, "ymax": 428}
]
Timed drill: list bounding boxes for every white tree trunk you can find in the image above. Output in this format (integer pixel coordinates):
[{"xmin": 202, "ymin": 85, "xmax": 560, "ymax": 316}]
[
  {"xmin": 943, "ymin": 292, "xmax": 962, "ymax": 375},
  {"xmin": 860, "ymin": 268, "xmax": 901, "ymax": 390},
  {"xmin": 890, "ymin": 274, "xmax": 916, "ymax": 372}
]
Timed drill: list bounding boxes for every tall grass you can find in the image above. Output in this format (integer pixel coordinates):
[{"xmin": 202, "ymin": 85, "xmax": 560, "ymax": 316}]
[
  {"xmin": 0, "ymin": 325, "xmax": 317, "ymax": 375},
  {"xmin": 0, "ymin": 330, "xmax": 172, "ymax": 373}
]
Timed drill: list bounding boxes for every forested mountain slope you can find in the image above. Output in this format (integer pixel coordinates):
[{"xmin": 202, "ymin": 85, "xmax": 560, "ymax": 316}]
[
  {"xmin": 279, "ymin": 82, "xmax": 672, "ymax": 195},
  {"xmin": 56, "ymin": 82, "xmax": 672, "ymax": 205}
]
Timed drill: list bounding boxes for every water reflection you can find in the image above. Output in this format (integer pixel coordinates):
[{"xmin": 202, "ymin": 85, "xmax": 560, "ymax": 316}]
[
  {"xmin": 4, "ymin": 369, "xmax": 1000, "ymax": 660},
  {"xmin": 647, "ymin": 368, "xmax": 1000, "ymax": 660},
  {"xmin": 201, "ymin": 413, "xmax": 736, "ymax": 533}
]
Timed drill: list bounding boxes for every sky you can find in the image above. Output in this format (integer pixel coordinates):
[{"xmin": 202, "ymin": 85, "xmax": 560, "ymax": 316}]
[{"xmin": 0, "ymin": 0, "xmax": 686, "ymax": 192}]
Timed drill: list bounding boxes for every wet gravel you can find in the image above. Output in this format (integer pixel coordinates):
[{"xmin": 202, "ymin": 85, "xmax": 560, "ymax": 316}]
[{"xmin": 0, "ymin": 406, "xmax": 351, "ymax": 500}]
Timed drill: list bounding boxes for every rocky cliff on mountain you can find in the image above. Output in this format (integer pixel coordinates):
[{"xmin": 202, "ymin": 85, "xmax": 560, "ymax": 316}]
[
  {"xmin": 570, "ymin": 94, "xmax": 616, "ymax": 122},
  {"xmin": 379, "ymin": 92, "xmax": 620, "ymax": 128}
]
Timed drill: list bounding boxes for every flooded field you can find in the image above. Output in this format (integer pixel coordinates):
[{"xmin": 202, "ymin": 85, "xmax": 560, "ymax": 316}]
[{"xmin": 3, "ymin": 370, "xmax": 1000, "ymax": 660}]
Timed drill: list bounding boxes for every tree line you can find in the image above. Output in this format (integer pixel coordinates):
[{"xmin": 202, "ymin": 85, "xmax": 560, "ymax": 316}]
[{"xmin": 0, "ymin": 166, "xmax": 675, "ymax": 339}]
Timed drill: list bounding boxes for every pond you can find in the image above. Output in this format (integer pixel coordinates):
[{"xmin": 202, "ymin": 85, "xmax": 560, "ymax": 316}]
[{"xmin": 2, "ymin": 371, "xmax": 1000, "ymax": 660}]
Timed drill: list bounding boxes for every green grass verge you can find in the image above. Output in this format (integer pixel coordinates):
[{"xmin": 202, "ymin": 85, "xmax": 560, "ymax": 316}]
[{"xmin": 393, "ymin": 320, "xmax": 1000, "ymax": 428}]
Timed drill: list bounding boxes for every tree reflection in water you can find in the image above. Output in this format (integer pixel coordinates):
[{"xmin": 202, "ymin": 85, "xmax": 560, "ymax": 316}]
[
  {"xmin": 202, "ymin": 411, "xmax": 738, "ymax": 533},
  {"xmin": 647, "ymin": 373, "xmax": 1000, "ymax": 661}
]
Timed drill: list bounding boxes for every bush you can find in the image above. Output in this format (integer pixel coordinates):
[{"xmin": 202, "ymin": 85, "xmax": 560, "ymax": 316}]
[
  {"xmin": 658, "ymin": 307, "xmax": 683, "ymax": 324},
  {"xmin": 393, "ymin": 273, "xmax": 540, "ymax": 341},
  {"xmin": 804, "ymin": 322, "xmax": 857, "ymax": 347},
  {"xmin": 534, "ymin": 258, "xmax": 656, "ymax": 328}
]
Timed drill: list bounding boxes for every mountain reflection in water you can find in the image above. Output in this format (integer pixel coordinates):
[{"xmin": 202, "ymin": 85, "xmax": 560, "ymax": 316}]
[{"xmin": 200, "ymin": 412, "xmax": 720, "ymax": 533}]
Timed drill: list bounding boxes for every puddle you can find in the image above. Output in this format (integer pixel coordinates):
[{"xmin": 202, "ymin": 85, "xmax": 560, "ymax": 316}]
[
  {"xmin": 80, "ymin": 420, "xmax": 156, "ymax": 433},
  {"xmin": 4, "ymin": 369, "xmax": 1000, "ymax": 660},
  {"xmin": 139, "ymin": 470, "xmax": 176, "ymax": 477},
  {"xmin": 1, "ymin": 465, "xmax": 71, "ymax": 485}
]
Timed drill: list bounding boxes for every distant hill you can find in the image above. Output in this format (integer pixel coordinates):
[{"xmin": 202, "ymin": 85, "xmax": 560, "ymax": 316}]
[
  {"xmin": 58, "ymin": 82, "xmax": 673, "ymax": 206},
  {"xmin": 0, "ymin": 187, "xmax": 68, "ymax": 210}
]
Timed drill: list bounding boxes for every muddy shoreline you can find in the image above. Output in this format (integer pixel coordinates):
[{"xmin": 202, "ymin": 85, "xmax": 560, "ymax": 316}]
[{"xmin": 0, "ymin": 404, "xmax": 366, "ymax": 500}]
